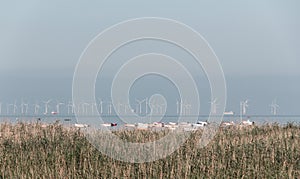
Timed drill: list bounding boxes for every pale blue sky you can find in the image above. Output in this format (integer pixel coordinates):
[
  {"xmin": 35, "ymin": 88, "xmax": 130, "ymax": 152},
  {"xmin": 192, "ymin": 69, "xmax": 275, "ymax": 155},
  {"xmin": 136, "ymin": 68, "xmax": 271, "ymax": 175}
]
[{"xmin": 0, "ymin": 1, "xmax": 299, "ymax": 114}]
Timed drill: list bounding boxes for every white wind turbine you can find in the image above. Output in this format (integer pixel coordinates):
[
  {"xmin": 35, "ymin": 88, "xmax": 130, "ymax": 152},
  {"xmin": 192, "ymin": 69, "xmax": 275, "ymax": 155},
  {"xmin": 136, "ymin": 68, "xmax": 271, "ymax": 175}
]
[
  {"xmin": 242, "ymin": 99, "xmax": 249, "ymax": 115},
  {"xmin": 98, "ymin": 98, "xmax": 104, "ymax": 114},
  {"xmin": 136, "ymin": 98, "xmax": 147, "ymax": 115},
  {"xmin": 116, "ymin": 101, "xmax": 123, "ymax": 114},
  {"xmin": 145, "ymin": 98, "xmax": 149, "ymax": 115},
  {"xmin": 107, "ymin": 102, "xmax": 112, "ymax": 115},
  {"xmin": 240, "ymin": 99, "xmax": 249, "ymax": 121},
  {"xmin": 182, "ymin": 102, "xmax": 187, "ymax": 115},
  {"xmin": 24, "ymin": 103, "xmax": 29, "ymax": 115},
  {"xmin": 7, "ymin": 104, "xmax": 12, "ymax": 114},
  {"xmin": 186, "ymin": 103, "xmax": 192, "ymax": 115},
  {"xmin": 67, "ymin": 101, "xmax": 74, "ymax": 115},
  {"xmin": 210, "ymin": 98, "xmax": 218, "ymax": 115},
  {"xmin": 157, "ymin": 104, "xmax": 164, "ymax": 115},
  {"xmin": 34, "ymin": 101, "xmax": 40, "ymax": 115},
  {"xmin": 270, "ymin": 99, "xmax": 279, "ymax": 115},
  {"xmin": 152, "ymin": 104, "xmax": 159, "ymax": 114},
  {"xmin": 13, "ymin": 101, "xmax": 18, "ymax": 115},
  {"xmin": 43, "ymin": 99, "xmax": 52, "ymax": 115},
  {"xmin": 0, "ymin": 102, "xmax": 2, "ymax": 115},
  {"xmin": 176, "ymin": 100, "xmax": 181, "ymax": 115},
  {"xmin": 21, "ymin": 99, "xmax": 29, "ymax": 115},
  {"xmin": 55, "ymin": 101, "xmax": 64, "ymax": 114},
  {"xmin": 21, "ymin": 99, "xmax": 25, "ymax": 115},
  {"xmin": 77, "ymin": 103, "xmax": 82, "ymax": 115},
  {"xmin": 20, "ymin": 99, "xmax": 28, "ymax": 115},
  {"xmin": 124, "ymin": 103, "xmax": 133, "ymax": 115},
  {"xmin": 182, "ymin": 100, "xmax": 191, "ymax": 115},
  {"xmin": 90, "ymin": 102, "xmax": 97, "ymax": 115},
  {"xmin": 81, "ymin": 102, "xmax": 90, "ymax": 115},
  {"xmin": 135, "ymin": 99, "xmax": 144, "ymax": 114}
]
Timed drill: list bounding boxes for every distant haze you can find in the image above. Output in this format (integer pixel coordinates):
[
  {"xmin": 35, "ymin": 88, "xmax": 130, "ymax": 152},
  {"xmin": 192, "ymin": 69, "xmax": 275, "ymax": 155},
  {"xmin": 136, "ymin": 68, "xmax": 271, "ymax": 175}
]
[{"xmin": 0, "ymin": 1, "xmax": 299, "ymax": 115}]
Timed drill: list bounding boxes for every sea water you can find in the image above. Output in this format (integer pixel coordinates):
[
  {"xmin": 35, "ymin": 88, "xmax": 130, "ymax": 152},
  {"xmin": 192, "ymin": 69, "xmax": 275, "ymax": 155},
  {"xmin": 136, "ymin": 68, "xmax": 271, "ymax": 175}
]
[{"xmin": 1, "ymin": 115, "xmax": 299, "ymax": 126}]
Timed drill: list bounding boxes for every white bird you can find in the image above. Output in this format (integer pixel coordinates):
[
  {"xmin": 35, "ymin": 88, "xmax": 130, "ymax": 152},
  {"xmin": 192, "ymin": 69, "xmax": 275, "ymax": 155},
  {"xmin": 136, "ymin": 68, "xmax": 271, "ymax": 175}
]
[
  {"xmin": 101, "ymin": 123, "xmax": 112, "ymax": 127},
  {"xmin": 241, "ymin": 119, "xmax": 253, "ymax": 126},
  {"xmin": 75, "ymin": 123, "xmax": 89, "ymax": 128},
  {"xmin": 124, "ymin": 123, "xmax": 135, "ymax": 127},
  {"xmin": 222, "ymin": 121, "xmax": 235, "ymax": 127}
]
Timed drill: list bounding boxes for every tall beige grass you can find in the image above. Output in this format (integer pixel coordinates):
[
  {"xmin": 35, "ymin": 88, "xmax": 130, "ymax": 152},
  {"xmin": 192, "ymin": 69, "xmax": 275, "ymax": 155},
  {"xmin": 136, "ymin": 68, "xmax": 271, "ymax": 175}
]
[{"xmin": 0, "ymin": 122, "xmax": 299, "ymax": 178}]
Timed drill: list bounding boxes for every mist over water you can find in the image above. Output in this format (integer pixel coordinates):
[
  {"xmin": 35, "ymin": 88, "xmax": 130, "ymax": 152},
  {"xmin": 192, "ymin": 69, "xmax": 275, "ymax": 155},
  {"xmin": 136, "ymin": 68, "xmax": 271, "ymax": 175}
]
[
  {"xmin": 0, "ymin": 73, "xmax": 299, "ymax": 116},
  {"xmin": 0, "ymin": 1, "xmax": 299, "ymax": 124}
]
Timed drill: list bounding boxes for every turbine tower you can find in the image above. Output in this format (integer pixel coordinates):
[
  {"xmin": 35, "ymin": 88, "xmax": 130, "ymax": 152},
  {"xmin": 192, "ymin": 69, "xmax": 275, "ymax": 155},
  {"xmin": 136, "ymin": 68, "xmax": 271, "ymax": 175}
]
[
  {"xmin": 7, "ymin": 104, "xmax": 12, "ymax": 114},
  {"xmin": 91, "ymin": 102, "xmax": 97, "ymax": 115},
  {"xmin": 43, "ymin": 99, "xmax": 52, "ymax": 115},
  {"xmin": 98, "ymin": 98, "xmax": 104, "ymax": 114},
  {"xmin": 56, "ymin": 101, "xmax": 64, "ymax": 114},
  {"xmin": 270, "ymin": 99, "xmax": 279, "ymax": 115},
  {"xmin": 210, "ymin": 98, "xmax": 218, "ymax": 115},
  {"xmin": 82, "ymin": 102, "xmax": 90, "ymax": 115},
  {"xmin": 67, "ymin": 101, "xmax": 74, "ymax": 115},
  {"xmin": 13, "ymin": 101, "xmax": 18, "ymax": 115},
  {"xmin": 242, "ymin": 99, "xmax": 249, "ymax": 115},
  {"xmin": 176, "ymin": 100, "xmax": 180, "ymax": 115},
  {"xmin": 136, "ymin": 98, "xmax": 147, "ymax": 115},
  {"xmin": 240, "ymin": 99, "xmax": 249, "ymax": 121},
  {"xmin": 20, "ymin": 99, "xmax": 29, "ymax": 115},
  {"xmin": 21, "ymin": 99, "xmax": 25, "ymax": 115},
  {"xmin": 107, "ymin": 102, "xmax": 112, "ymax": 115},
  {"xmin": 34, "ymin": 102, "xmax": 40, "ymax": 115}
]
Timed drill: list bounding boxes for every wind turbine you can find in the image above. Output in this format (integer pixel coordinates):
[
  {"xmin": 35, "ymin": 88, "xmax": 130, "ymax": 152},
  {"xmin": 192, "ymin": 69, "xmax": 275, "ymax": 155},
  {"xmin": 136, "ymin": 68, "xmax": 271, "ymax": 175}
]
[
  {"xmin": 21, "ymin": 99, "xmax": 25, "ymax": 115},
  {"xmin": 186, "ymin": 103, "xmax": 192, "ymax": 115},
  {"xmin": 145, "ymin": 98, "xmax": 149, "ymax": 115},
  {"xmin": 136, "ymin": 98, "xmax": 147, "ymax": 115},
  {"xmin": 34, "ymin": 101, "xmax": 40, "ymax": 115},
  {"xmin": 13, "ymin": 101, "xmax": 18, "ymax": 115},
  {"xmin": 270, "ymin": 99, "xmax": 279, "ymax": 115},
  {"xmin": 116, "ymin": 101, "xmax": 123, "ymax": 114},
  {"xmin": 55, "ymin": 101, "xmax": 64, "ymax": 114},
  {"xmin": 152, "ymin": 104, "xmax": 159, "ymax": 114},
  {"xmin": 7, "ymin": 104, "xmax": 12, "ymax": 114},
  {"xmin": 98, "ymin": 98, "xmax": 104, "ymax": 114},
  {"xmin": 82, "ymin": 102, "xmax": 90, "ymax": 115},
  {"xmin": 210, "ymin": 98, "xmax": 218, "ymax": 115},
  {"xmin": 176, "ymin": 100, "xmax": 181, "ymax": 115},
  {"xmin": 21, "ymin": 99, "xmax": 29, "ymax": 115},
  {"xmin": 107, "ymin": 102, "xmax": 112, "ymax": 115},
  {"xmin": 67, "ymin": 101, "xmax": 74, "ymax": 115},
  {"xmin": 181, "ymin": 100, "xmax": 187, "ymax": 115},
  {"xmin": 180, "ymin": 100, "xmax": 191, "ymax": 115},
  {"xmin": 240, "ymin": 99, "xmax": 249, "ymax": 121},
  {"xmin": 91, "ymin": 102, "xmax": 97, "ymax": 115},
  {"xmin": 0, "ymin": 102, "xmax": 2, "ymax": 115},
  {"xmin": 124, "ymin": 104, "xmax": 132, "ymax": 115},
  {"xmin": 157, "ymin": 104, "xmax": 163, "ymax": 115},
  {"xmin": 43, "ymin": 99, "xmax": 52, "ymax": 115},
  {"xmin": 24, "ymin": 103, "xmax": 29, "ymax": 115},
  {"xmin": 242, "ymin": 99, "xmax": 249, "ymax": 115}
]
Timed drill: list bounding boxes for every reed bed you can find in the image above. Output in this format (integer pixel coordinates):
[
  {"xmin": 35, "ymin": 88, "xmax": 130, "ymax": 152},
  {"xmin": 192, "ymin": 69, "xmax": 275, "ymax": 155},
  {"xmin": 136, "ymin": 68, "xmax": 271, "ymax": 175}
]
[{"xmin": 0, "ymin": 122, "xmax": 299, "ymax": 178}]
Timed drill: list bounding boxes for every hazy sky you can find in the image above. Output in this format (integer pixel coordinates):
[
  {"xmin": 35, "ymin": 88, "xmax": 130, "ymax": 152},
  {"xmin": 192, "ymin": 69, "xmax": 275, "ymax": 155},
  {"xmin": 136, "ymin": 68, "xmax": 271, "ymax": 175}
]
[{"xmin": 0, "ymin": 1, "xmax": 299, "ymax": 115}]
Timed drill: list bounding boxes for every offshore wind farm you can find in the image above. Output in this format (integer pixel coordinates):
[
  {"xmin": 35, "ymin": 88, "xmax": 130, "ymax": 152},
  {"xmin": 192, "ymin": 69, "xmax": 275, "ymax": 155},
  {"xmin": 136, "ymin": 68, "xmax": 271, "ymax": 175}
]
[
  {"xmin": 1, "ymin": 1, "xmax": 300, "ymax": 178},
  {"xmin": 0, "ymin": 98, "xmax": 299, "ymax": 128}
]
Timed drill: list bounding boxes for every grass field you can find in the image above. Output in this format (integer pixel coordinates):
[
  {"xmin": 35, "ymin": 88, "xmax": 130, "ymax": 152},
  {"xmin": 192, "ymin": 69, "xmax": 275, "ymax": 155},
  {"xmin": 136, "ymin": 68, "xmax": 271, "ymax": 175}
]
[{"xmin": 0, "ymin": 122, "xmax": 299, "ymax": 178}]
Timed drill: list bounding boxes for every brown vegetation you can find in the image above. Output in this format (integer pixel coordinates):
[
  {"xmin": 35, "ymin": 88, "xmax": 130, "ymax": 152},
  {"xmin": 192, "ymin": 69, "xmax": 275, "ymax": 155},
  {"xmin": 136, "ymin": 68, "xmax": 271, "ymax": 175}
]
[{"xmin": 0, "ymin": 122, "xmax": 299, "ymax": 178}]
